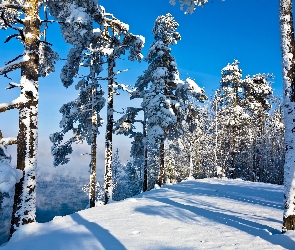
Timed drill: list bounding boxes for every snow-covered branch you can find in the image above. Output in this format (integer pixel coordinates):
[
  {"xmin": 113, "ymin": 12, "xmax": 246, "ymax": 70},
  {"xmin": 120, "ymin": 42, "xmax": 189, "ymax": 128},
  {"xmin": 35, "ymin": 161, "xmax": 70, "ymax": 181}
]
[
  {"xmin": 0, "ymin": 3, "xmax": 29, "ymax": 11},
  {"xmin": 0, "ymin": 96, "xmax": 26, "ymax": 113},
  {"xmin": 114, "ymin": 83, "xmax": 136, "ymax": 95},
  {"xmin": 5, "ymin": 82, "xmax": 20, "ymax": 90},
  {"xmin": 0, "ymin": 137, "xmax": 17, "ymax": 146},
  {"xmin": 0, "ymin": 53, "xmax": 29, "ymax": 75}
]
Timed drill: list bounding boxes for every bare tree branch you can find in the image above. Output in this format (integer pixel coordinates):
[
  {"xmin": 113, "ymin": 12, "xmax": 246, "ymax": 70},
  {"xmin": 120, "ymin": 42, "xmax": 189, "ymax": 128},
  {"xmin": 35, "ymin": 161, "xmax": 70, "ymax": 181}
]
[
  {"xmin": 0, "ymin": 12, "xmax": 25, "ymax": 41},
  {"xmin": 5, "ymin": 54, "xmax": 23, "ymax": 65},
  {"xmin": 4, "ymin": 33, "xmax": 19, "ymax": 43}
]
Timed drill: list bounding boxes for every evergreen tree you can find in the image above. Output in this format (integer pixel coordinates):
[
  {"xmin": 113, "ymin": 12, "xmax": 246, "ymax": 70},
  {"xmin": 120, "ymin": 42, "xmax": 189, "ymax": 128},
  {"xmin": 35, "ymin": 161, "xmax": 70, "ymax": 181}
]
[
  {"xmin": 135, "ymin": 13, "xmax": 181, "ymax": 187},
  {"xmin": 49, "ymin": 3, "xmax": 144, "ymax": 205},
  {"xmin": 49, "ymin": 1, "xmax": 106, "ymax": 208},
  {"xmin": 213, "ymin": 61, "xmax": 273, "ymax": 179},
  {"xmin": 101, "ymin": 17, "xmax": 144, "ymax": 205},
  {"xmin": 112, "ymin": 148, "xmax": 124, "ymax": 201}
]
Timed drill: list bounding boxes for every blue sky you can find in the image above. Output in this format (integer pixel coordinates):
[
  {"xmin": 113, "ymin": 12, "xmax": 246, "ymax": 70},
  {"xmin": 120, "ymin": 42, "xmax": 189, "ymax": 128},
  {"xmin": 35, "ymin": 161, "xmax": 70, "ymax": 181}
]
[{"xmin": 0, "ymin": 0, "xmax": 283, "ymax": 175}]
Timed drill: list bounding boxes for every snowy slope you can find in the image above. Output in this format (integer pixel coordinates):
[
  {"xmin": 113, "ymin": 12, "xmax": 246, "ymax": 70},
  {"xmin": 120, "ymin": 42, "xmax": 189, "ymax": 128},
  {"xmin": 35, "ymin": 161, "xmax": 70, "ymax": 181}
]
[{"xmin": 1, "ymin": 179, "xmax": 295, "ymax": 250}]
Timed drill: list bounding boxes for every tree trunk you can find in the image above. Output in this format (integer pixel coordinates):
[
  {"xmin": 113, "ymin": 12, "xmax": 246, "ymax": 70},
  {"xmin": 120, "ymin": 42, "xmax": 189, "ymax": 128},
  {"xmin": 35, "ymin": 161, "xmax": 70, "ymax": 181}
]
[
  {"xmin": 158, "ymin": 139, "xmax": 165, "ymax": 186},
  {"xmin": 143, "ymin": 120, "xmax": 148, "ymax": 192},
  {"xmin": 89, "ymin": 130, "xmax": 97, "ymax": 208},
  {"xmin": 89, "ymin": 65, "xmax": 98, "ymax": 208},
  {"xmin": 279, "ymin": 0, "xmax": 295, "ymax": 232},
  {"xmin": 10, "ymin": 0, "xmax": 40, "ymax": 237},
  {"xmin": 104, "ymin": 58, "xmax": 114, "ymax": 204}
]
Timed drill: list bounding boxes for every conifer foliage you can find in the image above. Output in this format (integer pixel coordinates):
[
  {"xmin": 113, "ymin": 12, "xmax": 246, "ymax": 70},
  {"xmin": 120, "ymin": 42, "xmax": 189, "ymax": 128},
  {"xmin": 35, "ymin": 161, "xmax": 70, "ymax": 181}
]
[
  {"xmin": 130, "ymin": 13, "xmax": 207, "ymax": 189},
  {"xmin": 212, "ymin": 61, "xmax": 273, "ymax": 179},
  {"xmin": 49, "ymin": 3, "xmax": 144, "ymax": 206}
]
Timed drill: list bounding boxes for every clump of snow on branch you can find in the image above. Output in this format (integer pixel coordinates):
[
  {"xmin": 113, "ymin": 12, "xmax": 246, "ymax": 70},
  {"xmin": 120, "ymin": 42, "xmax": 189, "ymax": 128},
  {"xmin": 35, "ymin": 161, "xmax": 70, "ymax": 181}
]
[
  {"xmin": 169, "ymin": 0, "xmax": 209, "ymax": 14},
  {"xmin": 0, "ymin": 162, "xmax": 22, "ymax": 193},
  {"xmin": 0, "ymin": 145, "xmax": 22, "ymax": 193},
  {"xmin": 39, "ymin": 43, "xmax": 59, "ymax": 77}
]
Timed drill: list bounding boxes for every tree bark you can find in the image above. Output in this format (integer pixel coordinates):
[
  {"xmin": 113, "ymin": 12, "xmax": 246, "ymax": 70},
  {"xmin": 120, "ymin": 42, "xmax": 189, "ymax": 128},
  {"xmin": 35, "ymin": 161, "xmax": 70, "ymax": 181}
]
[
  {"xmin": 279, "ymin": 0, "xmax": 295, "ymax": 232},
  {"xmin": 89, "ymin": 130, "xmax": 97, "ymax": 208},
  {"xmin": 10, "ymin": 0, "xmax": 40, "ymax": 237},
  {"xmin": 158, "ymin": 139, "xmax": 165, "ymax": 186},
  {"xmin": 104, "ymin": 58, "xmax": 114, "ymax": 204},
  {"xmin": 89, "ymin": 66, "xmax": 98, "ymax": 208},
  {"xmin": 143, "ymin": 119, "xmax": 148, "ymax": 192}
]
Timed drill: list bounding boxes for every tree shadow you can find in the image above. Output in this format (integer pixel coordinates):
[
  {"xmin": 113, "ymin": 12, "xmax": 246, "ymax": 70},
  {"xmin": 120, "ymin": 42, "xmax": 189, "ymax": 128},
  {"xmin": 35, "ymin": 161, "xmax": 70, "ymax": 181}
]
[
  {"xmin": 157, "ymin": 180, "xmax": 283, "ymax": 211},
  {"xmin": 135, "ymin": 197, "xmax": 294, "ymax": 249},
  {"xmin": 3, "ymin": 213, "xmax": 126, "ymax": 250},
  {"xmin": 70, "ymin": 213, "xmax": 127, "ymax": 250}
]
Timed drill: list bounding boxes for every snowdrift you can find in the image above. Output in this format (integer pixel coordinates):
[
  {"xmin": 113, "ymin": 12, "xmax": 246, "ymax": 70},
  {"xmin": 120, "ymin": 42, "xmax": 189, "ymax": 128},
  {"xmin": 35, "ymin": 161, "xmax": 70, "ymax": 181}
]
[{"xmin": 1, "ymin": 179, "xmax": 295, "ymax": 249}]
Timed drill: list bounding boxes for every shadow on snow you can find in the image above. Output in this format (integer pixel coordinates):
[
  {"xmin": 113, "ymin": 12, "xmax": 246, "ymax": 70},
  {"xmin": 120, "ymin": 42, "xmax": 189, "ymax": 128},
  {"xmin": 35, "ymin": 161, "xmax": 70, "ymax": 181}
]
[{"xmin": 135, "ymin": 196, "xmax": 293, "ymax": 249}]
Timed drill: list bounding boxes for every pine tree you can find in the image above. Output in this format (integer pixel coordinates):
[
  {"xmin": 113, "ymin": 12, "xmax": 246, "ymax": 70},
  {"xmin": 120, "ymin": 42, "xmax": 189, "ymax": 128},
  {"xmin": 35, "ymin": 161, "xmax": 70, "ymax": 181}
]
[
  {"xmin": 135, "ymin": 13, "xmax": 181, "ymax": 187},
  {"xmin": 49, "ymin": 1, "xmax": 106, "ymax": 208},
  {"xmin": 213, "ymin": 61, "xmax": 273, "ymax": 180},
  {"xmin": 49, "ymin": 3, "xmax": 144, "ymax": 205},
  {"xmin": 101, "ymin": 17, "xmax": 144, "ymax": 204},
  {"xmin": 112, "ymin": 148, "xmax": 124, "ymax": 201}
]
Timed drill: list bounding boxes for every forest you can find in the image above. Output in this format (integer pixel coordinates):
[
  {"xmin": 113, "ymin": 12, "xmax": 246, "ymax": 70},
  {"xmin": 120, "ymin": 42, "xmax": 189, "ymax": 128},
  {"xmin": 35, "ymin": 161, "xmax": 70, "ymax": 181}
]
[{"xmin": 0, "ymin": 0, "xmax": 294, "ymax": 247}]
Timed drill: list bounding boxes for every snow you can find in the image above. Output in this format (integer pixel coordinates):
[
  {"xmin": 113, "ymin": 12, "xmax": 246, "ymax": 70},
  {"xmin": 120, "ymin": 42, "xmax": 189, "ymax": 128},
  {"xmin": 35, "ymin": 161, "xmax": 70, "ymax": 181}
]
[
  {"xmin": 169, "ymin": 0, "xmax": 209, "ymax": 14},
  {"xmin": 0, "ymin": 161, "xmax": 22, "ymax": 193},
  {"xmin": 2, "ymin": 179, "xmax": 295, "ymax": 249},
  {"xmin": 65, "ymin": 4, "xmax": 90, "ymax": 25}
]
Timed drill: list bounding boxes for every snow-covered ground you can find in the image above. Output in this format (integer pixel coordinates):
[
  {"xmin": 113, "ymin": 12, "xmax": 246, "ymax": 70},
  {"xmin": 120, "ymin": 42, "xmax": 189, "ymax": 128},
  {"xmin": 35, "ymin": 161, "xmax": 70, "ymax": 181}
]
[{"xmin": 1, "ymin": 178, "xmax": 295, "ymax": 249}]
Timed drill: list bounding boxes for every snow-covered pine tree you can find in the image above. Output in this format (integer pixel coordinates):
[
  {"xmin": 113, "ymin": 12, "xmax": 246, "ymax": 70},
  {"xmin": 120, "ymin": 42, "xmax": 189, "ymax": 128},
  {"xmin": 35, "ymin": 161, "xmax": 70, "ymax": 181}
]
[
  {"xmin": 48, "ymin": 0, "xmax": 116, "ymax": 209},
  {"xmin": 102, "ymin": 17, "xmax": 144, "ymax": 204},
  {"xmin": 49, "ymin": 3, "xmax": 144, "ymax": 205},
  {"xmin": 123, "ymin": 160, "xmax": 142, "ymax": 197},
  {"xmin": 279, "ymin": 0, "xmax": 295, "ymax": 232},
  {"xmin": 262, "ymin": 103, "xmax": 285, "ymax": 185},
  {"xmin": 213, "ymin": 61, "xmax": 273, "ymax": 180},
  {"xmin": 0, "ymin": 131, "xmax": 21, "ymax": 244},
  {"xmin": 0, "ymin": 131, "xmax": 20, "ymax": 193},
  {"xmin": 134, "ymin": 13, "xmax": 181, "ymax": 187},
  {"xmin": 112, "ymin": 148, "xmax": 124, "ymax": 201},
  {"xmin": 175, "ymin": 78, "xmax": 207, "ymax": 172},
  {"xmin": 49, "ymin": 1, "xmax": 107, "ymax": 208},
  {"xmin": 242, "ymin": 74, "xmax": 273, "ymax": 181},
  {"xmin": 212, "ymin": 61, "xmax": 250, "ymax": 178},
  {"xmin": 0, "ymin": 0, "xmax": 58, "ymax": 236},
  {"xmin": 163, "ymin": 78, "xmax": 207, "ymax": 182}
]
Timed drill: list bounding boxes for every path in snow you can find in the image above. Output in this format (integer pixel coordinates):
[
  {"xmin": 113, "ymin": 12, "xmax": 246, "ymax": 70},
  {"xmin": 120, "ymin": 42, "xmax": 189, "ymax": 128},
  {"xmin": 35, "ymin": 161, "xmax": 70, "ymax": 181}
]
[{"xmin": 1, "ymin": 178, "xmax": 295, "ymax": 249}]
